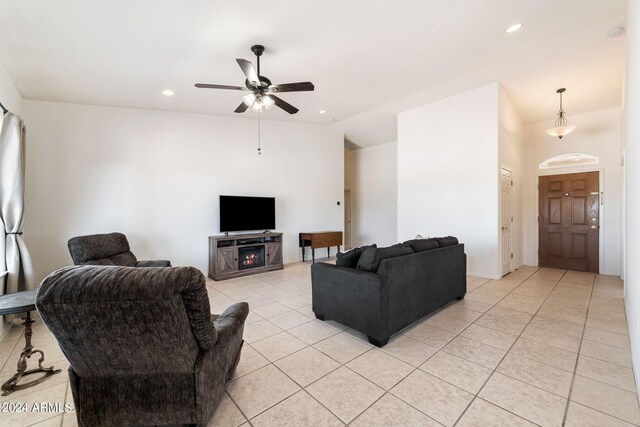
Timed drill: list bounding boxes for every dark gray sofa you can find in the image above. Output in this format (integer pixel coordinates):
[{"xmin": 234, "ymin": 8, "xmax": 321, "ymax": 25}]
[
  {"xmin": 36, "ymin": 265, "xmax": 248, "ymax": 427},
  {"xmin": 311, "ymin": 239, "xmax": 466, "ymax": 347}
]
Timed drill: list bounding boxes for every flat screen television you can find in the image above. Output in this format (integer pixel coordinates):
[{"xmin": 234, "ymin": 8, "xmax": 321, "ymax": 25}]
[{"xmin": 219, "ymin": 195, "xmax": 276, "ymax": 232}]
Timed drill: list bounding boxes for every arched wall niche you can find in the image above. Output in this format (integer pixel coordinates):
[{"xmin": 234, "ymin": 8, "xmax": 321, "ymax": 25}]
[{"xmin": 539, "ymin": 153, "xmax": 599, "ymax": 170}]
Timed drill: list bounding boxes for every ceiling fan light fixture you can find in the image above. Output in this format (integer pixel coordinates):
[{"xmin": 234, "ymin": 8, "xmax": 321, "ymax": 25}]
[
  {"xmin": 243, "ymin": 93, "xmax": 256, "ymax": 106},
  {"xmin": 194, "ymin": 44, "xmax": 313, "ymax": 115},
  {"xmin": 546, "ymin": 88, "xmax": 576, "ymax": 140},
  {"xmin": 262, "ymin": 95, "xmax": 275, "ymax": 109}
]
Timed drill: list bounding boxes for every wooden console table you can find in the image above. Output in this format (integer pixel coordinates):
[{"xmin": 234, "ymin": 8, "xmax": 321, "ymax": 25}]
[{"xmin": 299, "ymin": 231, "xmax": 343, "ymax": 263}]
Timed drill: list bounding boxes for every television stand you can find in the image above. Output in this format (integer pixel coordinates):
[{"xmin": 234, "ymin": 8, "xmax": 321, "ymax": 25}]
[{"xmin": 208, "ymin": 232, "xmax": 283, "ymax": 281}]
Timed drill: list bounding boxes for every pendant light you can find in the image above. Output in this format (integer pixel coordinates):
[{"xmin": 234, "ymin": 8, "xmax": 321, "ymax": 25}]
[{"xmin": 546, "ymin": 88, "xmax": 576, "ymax": 139}]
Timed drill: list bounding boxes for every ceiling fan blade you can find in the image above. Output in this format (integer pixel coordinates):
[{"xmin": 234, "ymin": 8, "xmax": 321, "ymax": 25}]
[
  {"xmin": 236, "ymin": 59, "xmax": 261, "ymax": 86},
  {"xmin": 269, "ymin": 82, "xmax": 315, "ymax": 93},
  {"xmin": 195, "ymin": 83, "xmax": 248, "ymax": 91},
  {"xmin": 270, "ymin": 95, "xmax": 299, "ymax": 114},
  {"xmin": 234, "ymin": 102, "xmax": 249, "ymax": 113}
]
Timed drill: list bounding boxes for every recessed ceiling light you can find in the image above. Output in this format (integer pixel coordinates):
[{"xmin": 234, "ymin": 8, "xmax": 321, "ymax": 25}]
[
  {"xmin": 161, "ymin": 89, "xmax": 175, "ymax": 96},
  {"xmin": 319, "ymin": 110, "xmax": 327, "ymax": 114},
  {"xmin": 505, "ymin": 23, "xmax": 523, "ymax": 33}
]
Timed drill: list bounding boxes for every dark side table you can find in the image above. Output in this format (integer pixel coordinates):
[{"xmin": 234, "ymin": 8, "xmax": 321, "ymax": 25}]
[{"xmin": 0, "ymin": 290, "xmax": 61, "ymax": 396}]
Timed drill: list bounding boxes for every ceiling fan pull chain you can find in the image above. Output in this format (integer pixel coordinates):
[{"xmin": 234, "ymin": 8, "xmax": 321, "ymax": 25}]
[{"xmin": 258, "ymin": 111, "xmax": 262, "ymax": 155}]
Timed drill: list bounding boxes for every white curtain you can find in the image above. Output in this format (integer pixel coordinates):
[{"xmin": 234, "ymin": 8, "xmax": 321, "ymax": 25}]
[{"xmin": 0, "ymin": 112, "xmax": 34, "ymax": 295}]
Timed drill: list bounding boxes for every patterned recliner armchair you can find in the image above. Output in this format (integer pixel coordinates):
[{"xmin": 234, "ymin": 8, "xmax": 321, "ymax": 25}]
[
  {"xmin": 67, "ymin": 232, "xmax": 171, "ymax": 267},
  {"xmin": 36, "ymin": 265, "xmax": 248, "ymax": 427}
]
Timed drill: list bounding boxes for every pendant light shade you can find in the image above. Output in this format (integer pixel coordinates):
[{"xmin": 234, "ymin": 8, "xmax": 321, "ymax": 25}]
[{"xmin": 546, "ymin": 88, "xmax": 576, "ymax": 139}]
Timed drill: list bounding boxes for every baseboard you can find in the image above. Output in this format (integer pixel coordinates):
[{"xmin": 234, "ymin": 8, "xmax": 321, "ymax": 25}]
[{"xmin": 467, "ymin": 271, "xmax": 501, "ymax": 280}]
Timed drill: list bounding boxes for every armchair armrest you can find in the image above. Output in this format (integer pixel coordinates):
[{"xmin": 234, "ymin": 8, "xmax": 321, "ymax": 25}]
[
  {"xmin": 136, "ymin": 260, "xmax": 171, "ymax": 267},
  {"xmin": 212, "ymin": 302, "xmax": 249, "ymax": 345}
]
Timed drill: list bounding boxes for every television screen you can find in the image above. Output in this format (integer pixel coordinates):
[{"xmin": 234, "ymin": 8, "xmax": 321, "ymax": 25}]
[{"xmin": 219, "ymin": 195, "xmax": 276, "ymax": 232}]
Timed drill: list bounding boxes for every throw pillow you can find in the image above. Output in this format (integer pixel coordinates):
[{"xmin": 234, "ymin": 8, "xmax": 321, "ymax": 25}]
[
  {"xmin": 403, "ymin": 238, "xmax": 439, "ymax": 253},
  {"xmin": 436, "ymin": 236, "xmax": 459, "ymax": 247},
  {"xmin": 357, "ymin": 243, "xmax": 414, "ymax": 272},
  {"xmin": 336, "ymin": 244, "xmax": 376, "ymax": 268}
]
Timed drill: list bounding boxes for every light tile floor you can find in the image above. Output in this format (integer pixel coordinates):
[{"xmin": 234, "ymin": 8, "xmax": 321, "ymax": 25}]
[{"xmin": 0, "ymin": 262, "xmax": 637, "ymax": 426}]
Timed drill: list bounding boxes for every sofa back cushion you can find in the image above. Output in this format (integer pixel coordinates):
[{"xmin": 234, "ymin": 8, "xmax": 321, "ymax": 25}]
[
  {"xmin": 36, "ymin": 266, "xmax": 215, "ymax": 377},
  {"xmin": 436, "ymin": 236, "xmax": 459, "ymax": 247},
  {"xmin": 403, "ymin": 238, "xmax": 439, "ymax": 253},
  {"xmin": 336, "ymin": 244, "xmax": 376, "ymax": 268},
  {"xmin": 68, "ymin": 232, "xmax": 136, "ymax": 265},
  {"xmin": 357, "ymin": 243, "xmax": 414, "ymax": 272}
]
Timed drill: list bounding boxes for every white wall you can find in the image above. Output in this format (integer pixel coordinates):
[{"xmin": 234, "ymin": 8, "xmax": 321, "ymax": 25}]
[
  {"xmin": 0, "ymin": 61, "xmax": 22, "ymax": 115},
  {"xmin": 499, "ymin": 86, "xmax": 524, "ymax": 270},
  {"xmin": 522, "ymin": 107, "xmax": 622, "ymax": 276},
  {"xmin": 21, "ymin": 101, "xmax": 344, "ymax": 282},
  {"xmin": 398, "ymin": 83, "xmax": 500, "ymax": 278},
  {"xmin": 344, "ymin": 141, "xmax": 398, "ymax": 247},
  {"xmin": 623, "ymin": 0, "xmax": 640, "ymax": 398}
]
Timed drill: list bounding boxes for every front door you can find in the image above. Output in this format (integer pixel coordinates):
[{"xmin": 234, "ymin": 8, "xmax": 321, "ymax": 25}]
[{"xmin": 538, "ymin": 171, "xmax": 599, "ymax": 272}]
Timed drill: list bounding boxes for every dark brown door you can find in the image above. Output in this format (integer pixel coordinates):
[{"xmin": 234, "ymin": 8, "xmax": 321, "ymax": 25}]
[{"xmin": 539, "ymin": 172, "xmax": 599, "ymax": 272}]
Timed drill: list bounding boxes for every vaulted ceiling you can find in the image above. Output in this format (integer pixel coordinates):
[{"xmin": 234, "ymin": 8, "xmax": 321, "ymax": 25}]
[{"xmin": 0, "ymin": 0, "xmax": 627, "ymax": 147}]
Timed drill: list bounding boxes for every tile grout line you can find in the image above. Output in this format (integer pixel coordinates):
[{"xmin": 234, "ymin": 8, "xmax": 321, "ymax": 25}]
[
  {"xmin": 560, "ymin": 275, "xmax": 640, "ymax": 426},
  {"xmin": 365, "ymin": 268, "xmax": 543, "ymax": 426},
  {"xmin": 452, "ymin": 267, "xmax": 569, "ymax": 426},
  {"xmin": 330, "ymin": 269, "xmax": 541, "ymax": 426},
  {"xmin": 232, "ymin": 324, "xmax": 375, "ymax": 424},
  {"xmin": 216, "ymin": 268, "xmax": 626, "ymax": 425},
  {"xmin": 224, "ymin": 389, "xmax": 255, "ymax": 427},
  {"xmin": 234, "ymin": 284, "xmax": 467, "ymax": 425}
]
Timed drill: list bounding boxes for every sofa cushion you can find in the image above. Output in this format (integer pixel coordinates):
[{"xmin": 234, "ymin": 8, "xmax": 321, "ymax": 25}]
[
  {"xmin": 357, "ymin": 243, "xmax": 414, "ymax": 272},
  {"xmin": 336, "ymin": 244, "xmax": 376, "ymax": 268},
  {"xmin": 436, "ymin": 236, "xmax": 459, "ymax": 247},
  {"xmin": 403, "ymin": 238, "xmax": 439, "ymax": 253}
]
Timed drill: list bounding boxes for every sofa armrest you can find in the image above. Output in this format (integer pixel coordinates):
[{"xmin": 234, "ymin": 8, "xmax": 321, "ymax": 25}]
[
  {"xmin": 311, "ymin": 263, "xmax": 387, "ymax": 340},
  {"xmin": 136, "ymin": 260, "xmax": 171, "ymax": 267}
]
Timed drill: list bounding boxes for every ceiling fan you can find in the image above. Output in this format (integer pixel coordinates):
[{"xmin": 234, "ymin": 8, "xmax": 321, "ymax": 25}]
[{"xmin": 195, "ymin": 45, "xmax": 314, "ymax": 115}]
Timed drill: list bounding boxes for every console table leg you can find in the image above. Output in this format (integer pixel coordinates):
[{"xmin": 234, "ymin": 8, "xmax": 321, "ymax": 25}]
[
  {"xmin": 1, "ymin": 312, "xmax": 61, "ymax": 396},
  {"xmin": 327, "ymin": 247, "xmax": 330, "ymax": 258},
  {"xmin": 301, "ymin": 246, "xmax": 305, "ymax": 261},
  {"xmin": 312, "ymin": 248, "xmax": 315, "ymax": 263}
]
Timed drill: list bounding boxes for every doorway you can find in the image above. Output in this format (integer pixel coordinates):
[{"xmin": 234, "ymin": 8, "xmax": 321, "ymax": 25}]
[
  {"xmin": 344, "ymin": 189, "xmax": 352, "ymax": 249},
  {"xmin": 501, "ymin": 168, "xmax": 513, "ymax": 276},
  {"xmin": 538, "ymin": 171, "xmax": 599, "ymax": 272}
]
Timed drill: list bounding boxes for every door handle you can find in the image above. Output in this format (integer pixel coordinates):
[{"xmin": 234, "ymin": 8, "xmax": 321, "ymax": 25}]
[{"xmin": 587, "ymin": 225, "xmax": 600, "ymax": 230}]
